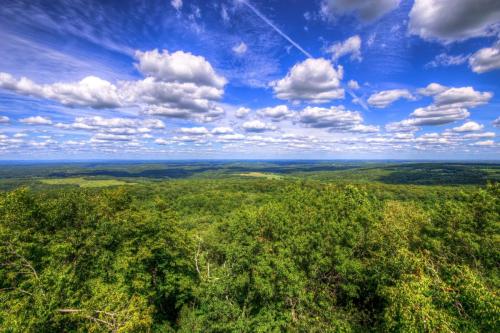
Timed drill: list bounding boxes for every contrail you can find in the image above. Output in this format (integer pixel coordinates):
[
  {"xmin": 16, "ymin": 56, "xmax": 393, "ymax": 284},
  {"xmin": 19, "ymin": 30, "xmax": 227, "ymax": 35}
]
[
  {"xmin": 239, "ymin": 0, "xmax": 313, "ymax": 58},
  {"xmin": 240, "ymin": 0, "xmax": 369, "ymax": 111},
  {"xmin": 347, "ymin": 90, "xmax": 369, "ymax": 111}
]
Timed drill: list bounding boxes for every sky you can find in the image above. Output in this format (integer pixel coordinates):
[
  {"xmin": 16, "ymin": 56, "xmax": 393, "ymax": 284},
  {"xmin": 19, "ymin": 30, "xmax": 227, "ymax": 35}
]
[{"xmin": 0, "ymin": 0, "xmax": 499, "ymax": 160}]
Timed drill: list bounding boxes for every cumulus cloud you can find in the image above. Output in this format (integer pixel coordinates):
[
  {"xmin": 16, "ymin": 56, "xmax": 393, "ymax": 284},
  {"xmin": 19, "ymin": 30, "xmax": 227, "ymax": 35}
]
[
  {"xmin": 321, "ymin": 0, "xmax": 400, "ymax": 22},
  {"xmin": 326, "ymin": 35, "xmax": 362, "ymax": 62},
  {"xmin": 91, "ymin": 133, "xmax": 132, "ymax": 142},
  {"xmin": 242, "ymin": 120, "xmax": 277, "ymax": 132},
  {"xmin": 120, "ymin": 50, "xmax": 226, "ymax": 121},
  {"xmin": 423, "ymin": 84, "xmax": 490, "ymax": 108},
  {"xmin": 0, "ymin": 73, "xmax": 121, "ymax": 108},
  {"xmin": 126, "ymin": 79, "xmax": 225, "ymax": 120},
  {"xmin": 367, "ymin": 89, "xmax": 415, "ymax": 108},
  {"xmin": 134, "ymin": 49, "xmax": 226, "ymax": 88},
  {"xmin": 385, "ymin": 120, "xmax": 420, "ymax": 133},
  {"xmin": 433, "ymin": 87, "xmax": 492, "ymax": 107},
  {"xmin": 155, "ymin": 138, "xmax": 172, "ymax": 145},
  {"xmin": 417, "ymin": 83, "xmax": 448, "ymax": 96},
  {"xmin": 471, "ymin": 140, "xmax": 495, "ymax": 146},
  {"xmin": 464, "ymin": 132, "xmax": 495, "ymax": 139},
  {"xmin": 409, "ymin": 105, "xmax": 470, "ymax": 125},
  {"xmin": 216, "ymin": 133, "xmax": 246, "ymax": 141},
  {"xmin": 493, "ymin": 117, "xmax": 500, "ymax": 127},
  {"xmin": 69, "ymin": 116, "xmax": 165, "ymax": 130},
  {"xmin": 401, "ymin": 85, "xmax": 492, "ymax": 126},
  {"xmin": 179, "ymin": 127, "xmax": 210, "ymax": 135},
  {"xmin": 350, "ymin": 124, "xmax": 380, "ymax": 133},
  {"xmin": 211, "ymin": 127, "xmax": 234, "ymax": 135},
  {"xmin": 53, "ymin": 116, "xmax": 165, "ymax": 142},
  {"xmin": 299, "ymin": 105, "xmax": 377, "ymax": 132},
  {"xmin": 270, "ymin": 58, "xmax": 344, "ymax": 103},
  {"xmin": 54, "ymin": 117, "xmax": 165, "ymax": 141},
  {"xmin": 0, "ymin": 49, "xmax": 227, "ymax": 122},
  {"xmin": 0, "ymin": 116, "xmax": 9, "ymax": 123},
  {"xmin": 451, "ymin": 121, "xmax": 484, "ymax": 132},
  {"xmin": 257, "ymin": 105, "xmax": 294, "ymax": 120},
  {"xmin": 232, "ymin": 42, "xmax": 248, "ymax": 55},
  {"xmin": 409, "ymin": 0, "xmax": 500, "ymax": 42},
  {"xmin": 235, "ymin": 107, "xmax": 251, "ymax": 118},
  {"xmin": 415, "ymin": 132, "xmax": 452, "ymax": 145},
  {"xmin": 469, "ymin": 43, "xmax": 500, "ymax": 73},
  {"xmin": 20, "ymin": 116, "xmax": 52, "ymax": 125}
]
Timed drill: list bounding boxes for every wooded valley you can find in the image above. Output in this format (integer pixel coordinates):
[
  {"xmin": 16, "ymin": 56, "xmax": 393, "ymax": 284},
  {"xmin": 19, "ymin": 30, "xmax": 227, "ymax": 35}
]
[{"xmin": 0, "ymin": 162, "xmax": 498, "ymax": 332}]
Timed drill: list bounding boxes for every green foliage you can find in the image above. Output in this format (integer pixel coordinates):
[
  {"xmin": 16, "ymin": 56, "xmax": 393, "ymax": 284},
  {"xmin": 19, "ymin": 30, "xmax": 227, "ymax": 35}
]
[{"xmin": 0, "ymin": 180, "xmax": 498, "ymax": 332}]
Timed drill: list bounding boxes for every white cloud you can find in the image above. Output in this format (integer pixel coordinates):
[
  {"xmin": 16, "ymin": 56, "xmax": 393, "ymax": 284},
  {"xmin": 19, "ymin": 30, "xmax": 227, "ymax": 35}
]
[
  {"xmin": 125, "ymin": 50, "xmax": 226, "ymax": 121},
  {"xmin": 73, "ymin": 116, "xmax": 165, "ymax": 129},
  {"xmin": 385, "ymin": 120, "xmax": 420, "ymax": 133},
  {"xmin": 270, "ymin": 58, "xmax": 344, "ymax": 103},
  {"xmin": 179, "ymin": 127, "xmax": 210, "ymax": 135},
  {"xmin": 326, "ymin": 35, "xmax": 362, "ymax": 62},
  {"xmin": 211, "ymin": 127, "xmax": 234, "ymax": 135},
  {"xmin": 135, "ymin": 49, "xmax": 226, "ymax": 88},
  {"xmin": 216, "ymin": 133, "xmax": 246, "ymax": 141},
  {"xmin": 235, "ymin": 107, "xmax": 251, "ymax": 118},
  {"xmin": 409, "ymin": 0, "xmax": 500, "ymax": 43},
  {"xmin": 415, "ymin": 132, "xmax": 452, "ymax": 145},
  {"xmin": 471, "ymin": 140, "xmax": 495, "ymax": 146},
  {"xmin": 63, "ymin": 140, "xmax": 85, "ymax": 146},
  {"xmin": 143, "ymin": 104, "xmax": 224, "ymax": 122},
  {"xmin": 493, "ymin": 117, "xmax": 500, "ymax": 127},
  {"xmin": 126, "ymin": 79, "xmax": 224, "ymax": 117},
  {"xmin": 426, "ymin": 53, "xmax": 470, "ymax": 68},
  {"xmin": 0, "ymin": 49, "xmax": 227, "ymax": 121},
  {"xmin": 242, "ymin": 120, "xmax": 277, "ymax": 132},
  {"xmin": 232, "ymin": 42, "xmax": 248, "ymax": 55},
  {"xmin": 20, "ymin": 116, "xmax": 52, "ymax": 125},
  {"xmin": 417, "ymin": 83, "xmax": 448, "ymax": 96},
  {"xmin": 299, "ymin": 105, "xmax": 369, "ymax": 132},
  {"xmin": 452, "ymin": 121, "xmax": 484, "ymax": 132},
  {"xmin": 409, "ymin": 105, "xmax": 470, "ymax": 125},
  {"xmin": 367, "ymin": 89, "xmax": 414, "ymax": 108},
  {"xmin": 29, "ymin": 139, "xmax": 56, "ymax": 148},
  {"xmin": 399, "ymin": 85, "xmax": 493, "ymax": 126},
  {"xmin": 348, "ymin": 80, "xmax": 360, "ymax": 90},
  {"xmin": 464, "ymin": 132, "xmax": 495, "ymax": 139},
  {"xmin": 321, "ymin": 0, "xmax": 401, "ymax": 22},
  {"xmin": 0, "ymin": 116, "xmax": 9, "ymax": 123},
  {"xmin": 469, "ymin": 43, "xmax": 500, "ymax": 73},
  {"xmin": 257, "ymin": 105, "xmax": 294, "ymax": 120},
  {"xmin": 155, "ymin": 138, "xmax": 173, "ymax": 145},
  {"xmin": 55, "ymin": 116, "xmax": 165, "ymax": 138},
  {"xmin": 171, "ymin": 0, "xmax": 182, "ymax": 11},
  {"xmin": 91, "ymin": 133, "xmax": 132, "ymax": 142},
  {"xmin": 433, "ymin": 87, "xmax": 492, "ymax": 108},
  {"xmin": 350, "ymin": 124, "xmax": 380, "ymax": 133},
  {"xmin": 0, "ymin": 73, "xmax": 121, "ymax": 108}
]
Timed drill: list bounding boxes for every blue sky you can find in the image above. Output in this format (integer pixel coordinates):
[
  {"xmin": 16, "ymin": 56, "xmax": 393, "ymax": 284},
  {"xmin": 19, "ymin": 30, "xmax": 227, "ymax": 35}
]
[{"xmin": 0, "ymin": 0, "xmax": 499, "ymax": 160}]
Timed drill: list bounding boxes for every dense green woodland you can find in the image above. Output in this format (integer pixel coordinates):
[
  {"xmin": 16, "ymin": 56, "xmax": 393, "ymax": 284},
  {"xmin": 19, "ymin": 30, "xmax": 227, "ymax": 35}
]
[{"xmin": 0, "ymin": 177, "xmax": 499, "ymax": 332}]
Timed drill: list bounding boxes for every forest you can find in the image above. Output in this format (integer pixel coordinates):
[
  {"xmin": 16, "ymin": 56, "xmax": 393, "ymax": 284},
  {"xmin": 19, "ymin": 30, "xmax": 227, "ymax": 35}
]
[{"xmin": 0, "ymin": 162, "xmax": 499, "ymax": 332}]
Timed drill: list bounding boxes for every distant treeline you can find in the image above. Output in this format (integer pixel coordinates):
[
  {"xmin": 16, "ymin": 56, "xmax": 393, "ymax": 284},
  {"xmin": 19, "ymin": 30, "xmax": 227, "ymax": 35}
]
[{"xmin": 0, "ymin": 162, "xmax": 498, "ymax": 187}]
